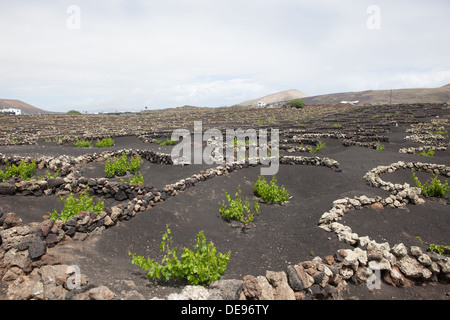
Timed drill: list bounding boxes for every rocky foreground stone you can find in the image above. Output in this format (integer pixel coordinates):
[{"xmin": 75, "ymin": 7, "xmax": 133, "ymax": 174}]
[
  {"xmin": 2, "ymin": 207, "xmax": 448, "ymax": 300},
  {"xmin": 0, "ymin": 109, "xmax": 449, "ymax": 300},
  {"xmin": 1, "ymin": 155, "xmax": 449, "ymax": 300}
]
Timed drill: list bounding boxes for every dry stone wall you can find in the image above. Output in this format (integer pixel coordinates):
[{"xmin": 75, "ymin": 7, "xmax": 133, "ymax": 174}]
[
  {"xmin": 1, "ymin": 147, "xmax": 449, "ymax": 300},
  {"xmin": 0, "ymin": 149, "xmax": 347, "ymax": 300}
]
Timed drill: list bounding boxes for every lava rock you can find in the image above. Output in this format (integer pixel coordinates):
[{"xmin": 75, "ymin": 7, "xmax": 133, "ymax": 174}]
[
  {"xmin": 28, "ymin": 240, "xmax": 47, "ymax": 260},
  {"xmin": 47, "ymin": 177, "xmax": 64, "ymax": 189},
  {"xmin": 0, "ymin": 183, "xmax": 16, "ymax": 195}
]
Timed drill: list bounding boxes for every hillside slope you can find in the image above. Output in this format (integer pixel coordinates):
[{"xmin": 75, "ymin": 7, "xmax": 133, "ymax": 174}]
[
  {"xmin": 302, "ymin": 84, "xmax": 450, "ymax": 105},
  {"xmin": 238, "ymin": 89, "xmax": 308, "ymax": 107},
  {"xmin": 0, "ymin": 99, "xmax": 54, "ymax": 115}
]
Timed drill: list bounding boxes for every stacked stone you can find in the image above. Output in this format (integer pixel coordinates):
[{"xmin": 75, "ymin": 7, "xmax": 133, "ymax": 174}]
[
  {"xmin": 364, "ymin": 161, "xmax": 450, "ymax": 190},
  {"xmin": 342, "ymin": 140, "xmax": 378, "ymax": 149},
  {"xmin": 0, "ymin": 175, "xmax": 155, "ymax": 200},
  {"xmin": 399, "ymin": 146, "xmax": 447, "ymax": 154},
  {"xmin": 280, "ymin": 145, "xmax": 311, "ymax": 153},
  {"xmin": 0, "ymin": 154, "xmax": 75, "ymax": 176},
  {"xmin": 0, "ymin": 149, "xmax": 176, "ymax": 197},
  {"xmin": 404, "ymin": 118, "xmax": 448, "ymax": 147},
  {"xmin": 320, "ymin": 161, "xmax": 450, "ymax": 243},
  {"xmin": 318, "ymin": 191, "xmax": 423, "ymax": 243},
  {"xmin": 280, "ymin": 155, "xmax": 340, "ymax": 170},
  {"xmin": 315, "ymin": 161, "xmax": 450, "ymax": 297},
  {"xmin": 3, "ymin": 207, "xmax": 448, "ymax": 301},
  {"xmin": 0, "ymin": 211, "xmax": 86, "ymax": 300},
  {"xmin": 2, "ymin": 152, "xmax": 448, "ymax": 300},
  {"xmin": 161, "ymin": 242, "xmax": 450, "ymax": 301},
  {"xmin": 155, "ymin": 239, "xmax": 450, "ymax": 301},
  {"xmin": 294, "ymin": 132, "xmax": 348, "ymax": 140},
  {"xmin": 0, "ymin": 149, "xmax": 175, "ymax": 179},
  {"xmin": 283, "ymin": 137, "xmax": 323, "ymax": 145}
]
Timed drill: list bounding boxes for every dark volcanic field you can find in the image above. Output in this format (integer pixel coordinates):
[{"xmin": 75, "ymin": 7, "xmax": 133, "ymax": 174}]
[{"xmin": 0, "ymin": 102, "xmax": 449, "ymax": 301}]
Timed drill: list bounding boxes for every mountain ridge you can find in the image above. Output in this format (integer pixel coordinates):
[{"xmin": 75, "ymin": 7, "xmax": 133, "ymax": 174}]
[
  {"xmin": 302, "ymin": 83, "xmax": 450, "ymax": 105},
  {"xmin": 238, "ymin": 84, "xmax": 450, "ymax": 107},
  {"xmin": 238, "ymin": 89, "xmax": 308, "ymax": 107},
  {"xmin": 0, "ymin": 99, "xmax": 55, "ymax": 115}
]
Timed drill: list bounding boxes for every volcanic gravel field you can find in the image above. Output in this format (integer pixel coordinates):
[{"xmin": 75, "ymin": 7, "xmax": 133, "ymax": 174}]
[{"xmin": 0, "ymin": 103, "xmax": 449, "ymax": 301}]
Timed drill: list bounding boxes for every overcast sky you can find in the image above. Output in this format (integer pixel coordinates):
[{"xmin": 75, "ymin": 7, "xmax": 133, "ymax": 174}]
[{"xmin": 1, "ymin": 0, "xmax": 449, "ymax": 113}]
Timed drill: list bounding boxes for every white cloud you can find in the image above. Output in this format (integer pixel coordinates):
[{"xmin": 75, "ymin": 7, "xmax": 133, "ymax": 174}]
[{"xmin": 0, "ymin": 0, "xmax": 449, "ymax": 112}]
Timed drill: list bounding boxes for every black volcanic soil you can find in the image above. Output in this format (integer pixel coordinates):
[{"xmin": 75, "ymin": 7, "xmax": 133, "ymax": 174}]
[{"xmin": 0, "ymin": 103, "xmax": 449, "ymax": 301}]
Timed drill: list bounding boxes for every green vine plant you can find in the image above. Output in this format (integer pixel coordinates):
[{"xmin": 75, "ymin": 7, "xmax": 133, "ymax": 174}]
[
  {"xmin": 128, "ymin": 172, "xmax": 144, "ymax": 185},
  {"xmin": 129, "ymin": 226, "xmax": 230, "ymax": 286},
  {"xmin": 104, "ymin": 153, "xmax": 141, "ymax": 178},
  {"xmin": 74, "ymin": 139, "xmax": 93, "ymax": 148},
  {"xmin": 0, "ymin": 160, "xmax": 36, "ymax": 182},
  {"xmin": 49, "ymin": 188, "xmax": 104, "ymax": 221},
  {"xmin": 95, "ymin": 137, "xmax": 115, "ymax": 148},
  {"xmin": 309, "ymin": 141, "xmax": 326, "ymax": 154},
  {"xmin": 375, "ymin": 142, "xmax": 385, "ymax": 151},
  {"xmin": 416, "ymin": 236, "xmax": 450, "ymax": 255},
  {"xmin": 412, "ymin": 172, "xmax": 450, "ymax": 198},
  {"xmin": 219, "ymin": 186, "xmax": 260, "ymax": 229},
  {"xmin": 253, "ymin": 175, "xmax": 290, "ymax": 204},
  {"xmin": 155, "ymin": 139, "xmax": 177, "ymax": 146},
  {"xmin": 37, "ymin": 170, "xmax": 60, "ymax": 181},
  {"xmin": 419, "ymin": 149, "xmax": 434, "ymax": 157}
]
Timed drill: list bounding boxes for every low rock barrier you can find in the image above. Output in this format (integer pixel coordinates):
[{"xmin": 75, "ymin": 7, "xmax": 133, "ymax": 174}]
[
  {"xmin": 1, "ymin": 152, "xmax": 449, "ymax": 300},
  {"xmin": 316, "ymin": 161, "xmax": 450, "ymax": 296}
]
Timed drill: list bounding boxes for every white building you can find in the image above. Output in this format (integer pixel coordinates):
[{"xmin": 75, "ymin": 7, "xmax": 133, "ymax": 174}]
[
  {"xmin": 0, "ymin": 108, "xmax": 22, "ymax": 115},
  {"xmin": 340, "ymin": 101, "xmax": 359, "ymax": 106},
  {"xmin": 257, "ymin": 101, "xmax": 266, "ymax": 107}
]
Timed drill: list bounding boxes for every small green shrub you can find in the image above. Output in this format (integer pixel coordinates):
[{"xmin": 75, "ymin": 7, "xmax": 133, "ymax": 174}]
[
  {"xmin": 105, "ymin": 154, "xmax": 128, "ymax": 177},
  {"xmin": 219, "ymin": 187, "xmax": 260, "ymax": 225},
  {"xmin": 129, "ymin": 226, "xmax": 230, "ymax": 286},
  {"xmin": 0, "ymin": 160, "xmax": 36, "ymax": 181},
  {"xmin": 417, "ymin": 237, "xmax": 450, "ymax": 255},
  {"xmin": 412, "ymin": 172, "xmax": 450, "ymax": 198},
  {"xmin": 66, "ymin": 110, "xmax": 81, "ymax": 115},
  {"xmin": 129, "ymin": 155, "xmax": 141, "ymax": 173},
  {"xmin": 37, "ymin": 170, "xmax": 59, "ymax": 181},
  {"xmin": 253, "ymin": 176, "xmax": 290, "ymax": 204},
  {"xmin": 428, "ymin": 243, "xmax": 450, "ymax": 255},
  {"xmin": 74, "ymin": 139, "xmax": 93, "ymax": 148},
  {"xmin": 376, "ymin": 142, "xmax": 385, "ymax": 151},
  {"xmin": 50, "ymin": 188, "xmax": 104, "ymax": 221},
  {"xmin": 430, "ymin": 130, "xmax": 447, "ymax": 136},
  {"xmin": 286, "ymin": 99, "xmax": 305, "ymax": 109},
  {"xmin": 95, "ymin": 137, "xmax": 115, "ymax": 148},
  {"xmin": 104, "ymin": 154, "xmax": 141, "ymax": 178},
  {"xmin": 419, "ymin": 149, "xmax": 434, "ymax": 157},
  {"xmin": 129, "ymin": 172, "xmax": 144, "ymax": 185},
  {"xmin": 309, "ymin": 141, "xmax": 326, "ymax": 154},
  {"xmin": 155, "ymin": 139, "xmax": 176, "ymax": 146}
]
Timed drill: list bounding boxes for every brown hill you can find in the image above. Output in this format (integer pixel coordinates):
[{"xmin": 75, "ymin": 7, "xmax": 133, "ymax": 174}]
[
  {"xmin": 0, "ymin": 99, "xmax": 54, "ymax": 115},
  {"xmin": 302, "ymin": 83, "xmax": 450, "ymax": 105},
  {"xmin": 238, "ymin": 89, "xmax": 309, "ymax": 107}
]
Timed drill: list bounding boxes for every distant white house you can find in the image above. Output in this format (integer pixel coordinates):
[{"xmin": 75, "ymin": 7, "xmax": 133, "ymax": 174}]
[
  {"xmin": 0, "ymin": 108, "xmax": 22, "ymax": 115},
  {"xmin": 340, "ymin": 101, "xmax": 359, "ymax": 106},
  {"xmin": 257, "ymin": 101, "xmax": 266, "ymax": 107}
]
